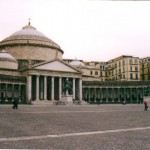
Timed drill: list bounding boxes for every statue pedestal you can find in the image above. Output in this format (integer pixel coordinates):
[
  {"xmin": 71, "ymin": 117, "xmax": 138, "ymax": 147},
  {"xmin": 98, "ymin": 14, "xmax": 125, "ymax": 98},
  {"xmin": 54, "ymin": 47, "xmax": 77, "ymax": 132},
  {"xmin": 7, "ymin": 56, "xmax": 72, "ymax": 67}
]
[{"xmin": 61, "ymin": 95, "xmax": 73, "ymax": 105}]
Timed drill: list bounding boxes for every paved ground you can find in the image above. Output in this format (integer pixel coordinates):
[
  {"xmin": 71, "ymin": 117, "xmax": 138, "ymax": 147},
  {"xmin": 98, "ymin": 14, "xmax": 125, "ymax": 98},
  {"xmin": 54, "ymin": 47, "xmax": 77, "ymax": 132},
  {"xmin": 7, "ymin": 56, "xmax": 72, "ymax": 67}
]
[{"xmin": 0, "ymin": 104, "xmax": 150, "ymax": 150}]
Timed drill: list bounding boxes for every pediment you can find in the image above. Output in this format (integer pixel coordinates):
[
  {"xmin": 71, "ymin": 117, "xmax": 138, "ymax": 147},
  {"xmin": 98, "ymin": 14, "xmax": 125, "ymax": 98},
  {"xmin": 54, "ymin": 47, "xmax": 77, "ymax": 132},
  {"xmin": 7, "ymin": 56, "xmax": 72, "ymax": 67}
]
[{"xmin": 32, "ymin": 60, "xmax": 80, "ymax": 73}]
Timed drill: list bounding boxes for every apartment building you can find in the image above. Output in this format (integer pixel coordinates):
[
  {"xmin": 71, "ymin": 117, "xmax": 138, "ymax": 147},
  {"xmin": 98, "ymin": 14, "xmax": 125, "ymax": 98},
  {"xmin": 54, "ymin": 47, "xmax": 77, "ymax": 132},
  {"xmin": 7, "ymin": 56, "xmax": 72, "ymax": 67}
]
[
  {"xmin": 105, "ymin": 55, "xmax": 140, "ymax": 81},
  {"xmin": 140, "ymin": 57, "xmax": 150, "ymax": 81}
]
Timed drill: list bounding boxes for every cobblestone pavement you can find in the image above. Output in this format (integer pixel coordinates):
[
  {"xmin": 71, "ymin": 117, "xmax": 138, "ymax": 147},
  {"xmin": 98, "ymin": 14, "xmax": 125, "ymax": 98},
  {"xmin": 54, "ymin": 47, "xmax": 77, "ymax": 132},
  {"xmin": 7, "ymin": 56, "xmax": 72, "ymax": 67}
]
[{"xmin": 0, "ymin": 104, "xmax": 150, "ymax": 149}]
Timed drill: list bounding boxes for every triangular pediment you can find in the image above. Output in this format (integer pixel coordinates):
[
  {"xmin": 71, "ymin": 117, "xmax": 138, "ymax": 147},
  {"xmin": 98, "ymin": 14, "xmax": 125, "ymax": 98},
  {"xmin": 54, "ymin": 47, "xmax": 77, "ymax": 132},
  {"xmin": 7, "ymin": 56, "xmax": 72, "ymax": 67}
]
[{"xmin": 32, "ymin": 59, "xmax": 80, "ymax": 73}]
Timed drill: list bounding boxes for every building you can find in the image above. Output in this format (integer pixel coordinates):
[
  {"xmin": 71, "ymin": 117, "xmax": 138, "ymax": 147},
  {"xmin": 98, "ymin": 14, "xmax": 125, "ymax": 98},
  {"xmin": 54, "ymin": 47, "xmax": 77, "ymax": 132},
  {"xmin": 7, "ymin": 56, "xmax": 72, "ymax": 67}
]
[
  {"xmin": 105, "ymin": 55, "xmax": 140, "ymax": 81},
  {"xmin": 0, "ymin": 22, "xmax": 149, "ymax": 105},
  {"xmin": 0, "ymin": 22, "xmax": 83, "ymax": 104},
  {"xmin": 140, "ymin": 57, "xmax": 150, "ymax": 81}
]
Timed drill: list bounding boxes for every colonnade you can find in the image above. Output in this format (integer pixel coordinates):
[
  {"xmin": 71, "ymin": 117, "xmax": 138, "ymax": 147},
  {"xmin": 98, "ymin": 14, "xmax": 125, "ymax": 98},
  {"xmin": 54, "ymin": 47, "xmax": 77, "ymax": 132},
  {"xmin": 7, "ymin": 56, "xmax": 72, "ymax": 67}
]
[
  {"xmin": 27, "ymin": 75, "xmax": 82, "ymax": 103},
  {"xmin": 83, "ymin": 87, "xmax": 144, "ymax": 104},
  {"xmin": 0, "ymin": 83, "xmax": 26, "ymax": 103}
]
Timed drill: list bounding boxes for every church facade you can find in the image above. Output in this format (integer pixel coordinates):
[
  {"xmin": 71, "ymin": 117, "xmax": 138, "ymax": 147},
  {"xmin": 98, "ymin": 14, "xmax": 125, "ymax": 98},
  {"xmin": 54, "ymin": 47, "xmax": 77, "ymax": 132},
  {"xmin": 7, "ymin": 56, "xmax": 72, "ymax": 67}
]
[{"xmin": 0, "ymin": 22, "xmax": 82, "ymax": 104}]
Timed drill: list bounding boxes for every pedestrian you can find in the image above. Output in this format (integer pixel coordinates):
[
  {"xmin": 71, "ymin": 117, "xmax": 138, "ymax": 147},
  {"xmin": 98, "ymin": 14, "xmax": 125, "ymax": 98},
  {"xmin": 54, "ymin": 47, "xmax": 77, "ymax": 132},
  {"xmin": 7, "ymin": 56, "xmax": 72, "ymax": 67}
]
[
  {"xmin": 144, "ymin": 101, "xmax": 148, "ymax": 111},
  {"xmin": 12, "ymin": 99, "xmax": 18, "ymax": 109}
]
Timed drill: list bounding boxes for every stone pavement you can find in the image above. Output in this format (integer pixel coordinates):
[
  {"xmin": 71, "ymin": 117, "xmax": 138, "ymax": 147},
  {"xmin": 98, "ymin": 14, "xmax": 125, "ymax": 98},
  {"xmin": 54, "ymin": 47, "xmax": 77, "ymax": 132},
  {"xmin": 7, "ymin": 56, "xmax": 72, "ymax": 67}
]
[{"xmin": 0, "ymin": 104, "xmax": 150, "ymax": 149}]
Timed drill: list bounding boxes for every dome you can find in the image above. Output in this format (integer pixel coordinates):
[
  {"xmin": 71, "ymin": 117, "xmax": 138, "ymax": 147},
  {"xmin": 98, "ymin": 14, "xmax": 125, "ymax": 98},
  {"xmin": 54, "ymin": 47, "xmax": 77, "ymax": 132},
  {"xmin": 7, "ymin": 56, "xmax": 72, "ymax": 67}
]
[
  {"xmin": 0, "ymin": 50, "xmax": 18, "ymax": 69},
  {"xmin": 0, "ymin": 22, "xmax": 64, "ymax": 66},
  {"xmin": 0, "ymin": 22, "xmax": 63, "ymax": 53},
  {"xmin": 69, "ymin": 60, "xmax": 85, "ymax": 68}
]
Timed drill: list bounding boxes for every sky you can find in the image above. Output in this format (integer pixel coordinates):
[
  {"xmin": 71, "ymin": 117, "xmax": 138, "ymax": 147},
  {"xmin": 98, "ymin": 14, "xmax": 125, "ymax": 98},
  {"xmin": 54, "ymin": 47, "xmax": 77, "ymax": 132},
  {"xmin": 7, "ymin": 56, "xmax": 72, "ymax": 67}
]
[{"xmin": 0, "ymin": 0, "xmax": 150, "ymax": 61}]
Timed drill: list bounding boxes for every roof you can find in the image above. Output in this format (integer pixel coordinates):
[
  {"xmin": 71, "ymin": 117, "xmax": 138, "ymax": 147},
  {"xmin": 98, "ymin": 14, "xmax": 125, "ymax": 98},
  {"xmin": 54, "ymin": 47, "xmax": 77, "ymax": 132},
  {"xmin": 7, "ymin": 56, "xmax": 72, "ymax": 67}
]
[
  {"xmin": 0, "ymin": 50, "xmax": 17, "ymax": 63},
  {"xmin": 0, "ymin": 50, "xmax": 18, "ymax": 70},
  {"xmin": 69, "ymin": 60, "xmax": 86, "ymax": 67},
  {"xmin": 0, "ymin": 23, "xmax": 63, "ymax": 53},
  {"xmin": 23, "ymin": 58, "xmax": 82, "ymax": 74}
]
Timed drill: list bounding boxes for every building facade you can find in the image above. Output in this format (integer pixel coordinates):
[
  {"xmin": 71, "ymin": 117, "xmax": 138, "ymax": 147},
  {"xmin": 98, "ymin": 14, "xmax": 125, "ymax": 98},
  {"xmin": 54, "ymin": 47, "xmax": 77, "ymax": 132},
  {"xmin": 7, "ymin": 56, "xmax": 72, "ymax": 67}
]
[
  {"xmin": 140, "ymin": 57, "xmax": 150, "ymax": 81},
  {"xmin": 82, "ymin": 81, "xmax": 149, "ymax": 104},
  {"xmin": 0, "ymin": 22, "xmax": 149, "ymax": 104},
  {"xmin": 0, "ymin": 22, "xmax": 83, "ymax": 104},
  {"xmin": 105, "ymin": 55, "xmax": 140, "ymax": 81}
]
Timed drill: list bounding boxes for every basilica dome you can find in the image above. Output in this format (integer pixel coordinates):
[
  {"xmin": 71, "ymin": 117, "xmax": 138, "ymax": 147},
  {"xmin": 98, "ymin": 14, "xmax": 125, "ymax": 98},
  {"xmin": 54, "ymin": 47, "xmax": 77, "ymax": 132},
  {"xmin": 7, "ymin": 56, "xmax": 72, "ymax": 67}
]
[
  {"xmin": 0, "ymin": 22, "xmax": 64, "ymax": 69},
  {"xmin": 0, "ymin": 23, "xmax": 62, "ymax": 51},
  {"xmin": 0, "ymin": 50, "xmax": 18, "ymax": 70}
]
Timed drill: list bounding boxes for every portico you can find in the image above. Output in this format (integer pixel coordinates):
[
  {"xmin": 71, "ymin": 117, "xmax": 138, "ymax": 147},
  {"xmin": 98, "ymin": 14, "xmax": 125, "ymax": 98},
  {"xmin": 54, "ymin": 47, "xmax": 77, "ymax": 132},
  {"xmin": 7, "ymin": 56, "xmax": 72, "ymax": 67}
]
[{"xmin": 25, "ymin": 59, "xmax": 82, "ymax": 103}]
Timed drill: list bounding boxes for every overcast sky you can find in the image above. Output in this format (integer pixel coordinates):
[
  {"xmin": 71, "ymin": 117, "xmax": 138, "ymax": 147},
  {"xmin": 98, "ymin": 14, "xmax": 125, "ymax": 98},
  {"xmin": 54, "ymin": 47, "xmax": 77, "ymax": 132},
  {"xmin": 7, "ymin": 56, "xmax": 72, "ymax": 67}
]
[{"xmin": 0, "ymin": 0, "xmax": 150, "ymax": 61}]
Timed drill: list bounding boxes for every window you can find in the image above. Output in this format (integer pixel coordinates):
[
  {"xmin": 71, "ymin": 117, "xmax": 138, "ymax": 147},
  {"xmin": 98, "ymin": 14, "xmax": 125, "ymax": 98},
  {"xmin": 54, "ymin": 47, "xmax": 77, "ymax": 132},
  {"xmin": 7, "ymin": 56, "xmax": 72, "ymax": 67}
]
[
  {"xmin": 90, "ymin": 71, "xmax": 93, "ymax": 75},
  {"xmin": 130, "ymin": 73, "xmax": 133, "ymax": 79},
  {"xmin": 95, "ymin": 71, "xmax": 98, "ymax": 75},
  {"xmin": 130, "ymin": 66, "xmax": 132, "ymax": 71},
  {"xmin": 122, "ymin": 60, "xmax": 125, "ymax": 65},
  {"xmin": 119, "ymin": 61, "xmax": 121, "ymax": 67},
  {"xmin": 100, "ymin": 72, "xmax": 102, "ymax": 77},
  {"xmin": 119, "ymin": 69, "xmax": 121, "ymax": 74},
  {"xmin": 135, "ymin": 66, "xmax": 138, "ymax": 71},
  {"xmin": 129, "ymin": 59, "xmax": 133, "ymax": 65},
  {"xmin": 135, "ymin": 59, "xmax": 138, "ymax": 64},
  {"xmin": 136, "ymin": 74, "xmax": 138, "ymax": 79}
]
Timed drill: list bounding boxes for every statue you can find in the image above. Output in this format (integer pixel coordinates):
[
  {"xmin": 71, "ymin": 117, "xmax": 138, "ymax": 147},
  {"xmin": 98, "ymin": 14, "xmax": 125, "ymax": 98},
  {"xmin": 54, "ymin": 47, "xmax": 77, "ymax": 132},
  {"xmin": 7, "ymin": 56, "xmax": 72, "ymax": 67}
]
[{"xmin": 63, "ymin": 79, "xmax": 72, "ymax": 95}]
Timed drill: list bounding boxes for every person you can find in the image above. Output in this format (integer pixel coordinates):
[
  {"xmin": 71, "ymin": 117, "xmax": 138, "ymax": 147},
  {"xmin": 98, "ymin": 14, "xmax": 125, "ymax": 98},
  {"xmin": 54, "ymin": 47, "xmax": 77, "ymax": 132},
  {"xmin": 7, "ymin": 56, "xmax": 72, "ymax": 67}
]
[
  {"xmin": 12, "ymin": 99, "xmax": 18, "ymax": 109},
  {"xmin": 144, "ymin": 101, "xmax": 148, "ymax": 111}
]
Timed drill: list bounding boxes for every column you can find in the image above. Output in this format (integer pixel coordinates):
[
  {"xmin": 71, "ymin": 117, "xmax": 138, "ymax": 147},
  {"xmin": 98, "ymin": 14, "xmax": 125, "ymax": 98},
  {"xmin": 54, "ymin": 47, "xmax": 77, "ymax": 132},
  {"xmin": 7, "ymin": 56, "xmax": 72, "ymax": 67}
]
[
  {"xmin": 51, "ymin": 77, "xmax": 54, "ymax": 100},
  {"xmin": 5, "ymin": 84, "xmax": 8, "ymax": 102},
  {"xmin": 12, "ymin": 84, "xmax": 14, "ymax": 101},
  {"xmin": 59, "ymin": 77, "xmax": 62, "ymax": 100},
  {"xmin": 36, "ymin": 75, "xmax": 39, "ymax": 100},
  {"xmin": 18, "ymin": 84, "xmax": 21, "ymax": 102},
  {"xmin": 79, "ymin": 78, "xmax": 82, "ymax": 101},
  {"xmin": 106, "ymin": 87, "xmax": 108, "ymax": 103},
  {"xmin": 27, "ymin": 75, "xmax": 32, "ymax": 103},
  {"xmin": 66, "ymin": 78, "xmax": 68, "ymax": 95},
  {"xmin": 73, "ymin": 78, "xmax": 75, "ymax": 100},
  {"xmin": 44, "ymin": 76, "xmax": 47, "ymax": 100},
  {"xmin": 94, "ymin": 88, "xmax": 96, "ymax": 103},
  {"xmin": 88, "ymin": 88, "xmax": 90, "ymax": 103}
]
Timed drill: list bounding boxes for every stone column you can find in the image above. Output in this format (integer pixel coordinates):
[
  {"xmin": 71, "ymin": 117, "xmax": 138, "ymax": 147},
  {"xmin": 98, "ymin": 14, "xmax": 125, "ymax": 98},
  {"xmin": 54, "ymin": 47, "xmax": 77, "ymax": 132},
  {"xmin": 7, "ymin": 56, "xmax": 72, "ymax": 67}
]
[
  {"xmin": 88, "ymin": 88, "xmax": 90, "ymax": 103},
  {"xmin": 18, "ymin": 84, "xmax": 21, "ymax": 102},
  {"xmin": 5, "ymin": 84, "xmax": 8, "ymax": 102},
  {"xmin": 36, "ymin": 75, "xmax": 39, "ymax": 100},
  {"xmin": 73, "ymin": 78, "xmax": 75, "ymax": 100},
  {"xmin": 79, "ymin": 78, "xmax": 82, "ymax": 100},
  {"xmin": 106, "ymin": 87, "xmax": 108, "ymax": 103},
  {"xmin": 66, "ymin": 78, "xmax": 68, "ymax": 95},
  {"xmin": 94, "ymin": 88, "xmax": 96, "ymax": 103},
  {"xmin": 44, "ymin": 76, "xmax": 47, "ymax": 100},
  {"xmin": 59, "ymin": 77, "xmax": 62, "ymax": 100},
  {"xmin": 12, "ymin": 84, "xmax": 14, "ymax": 101},
  {"xmin": 27, "ymin": 75, "xmax": 32, "ymax": 103},
  {"xmin": 51, "ymin": 77, "xmax": 54, "ymax": 100}
]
